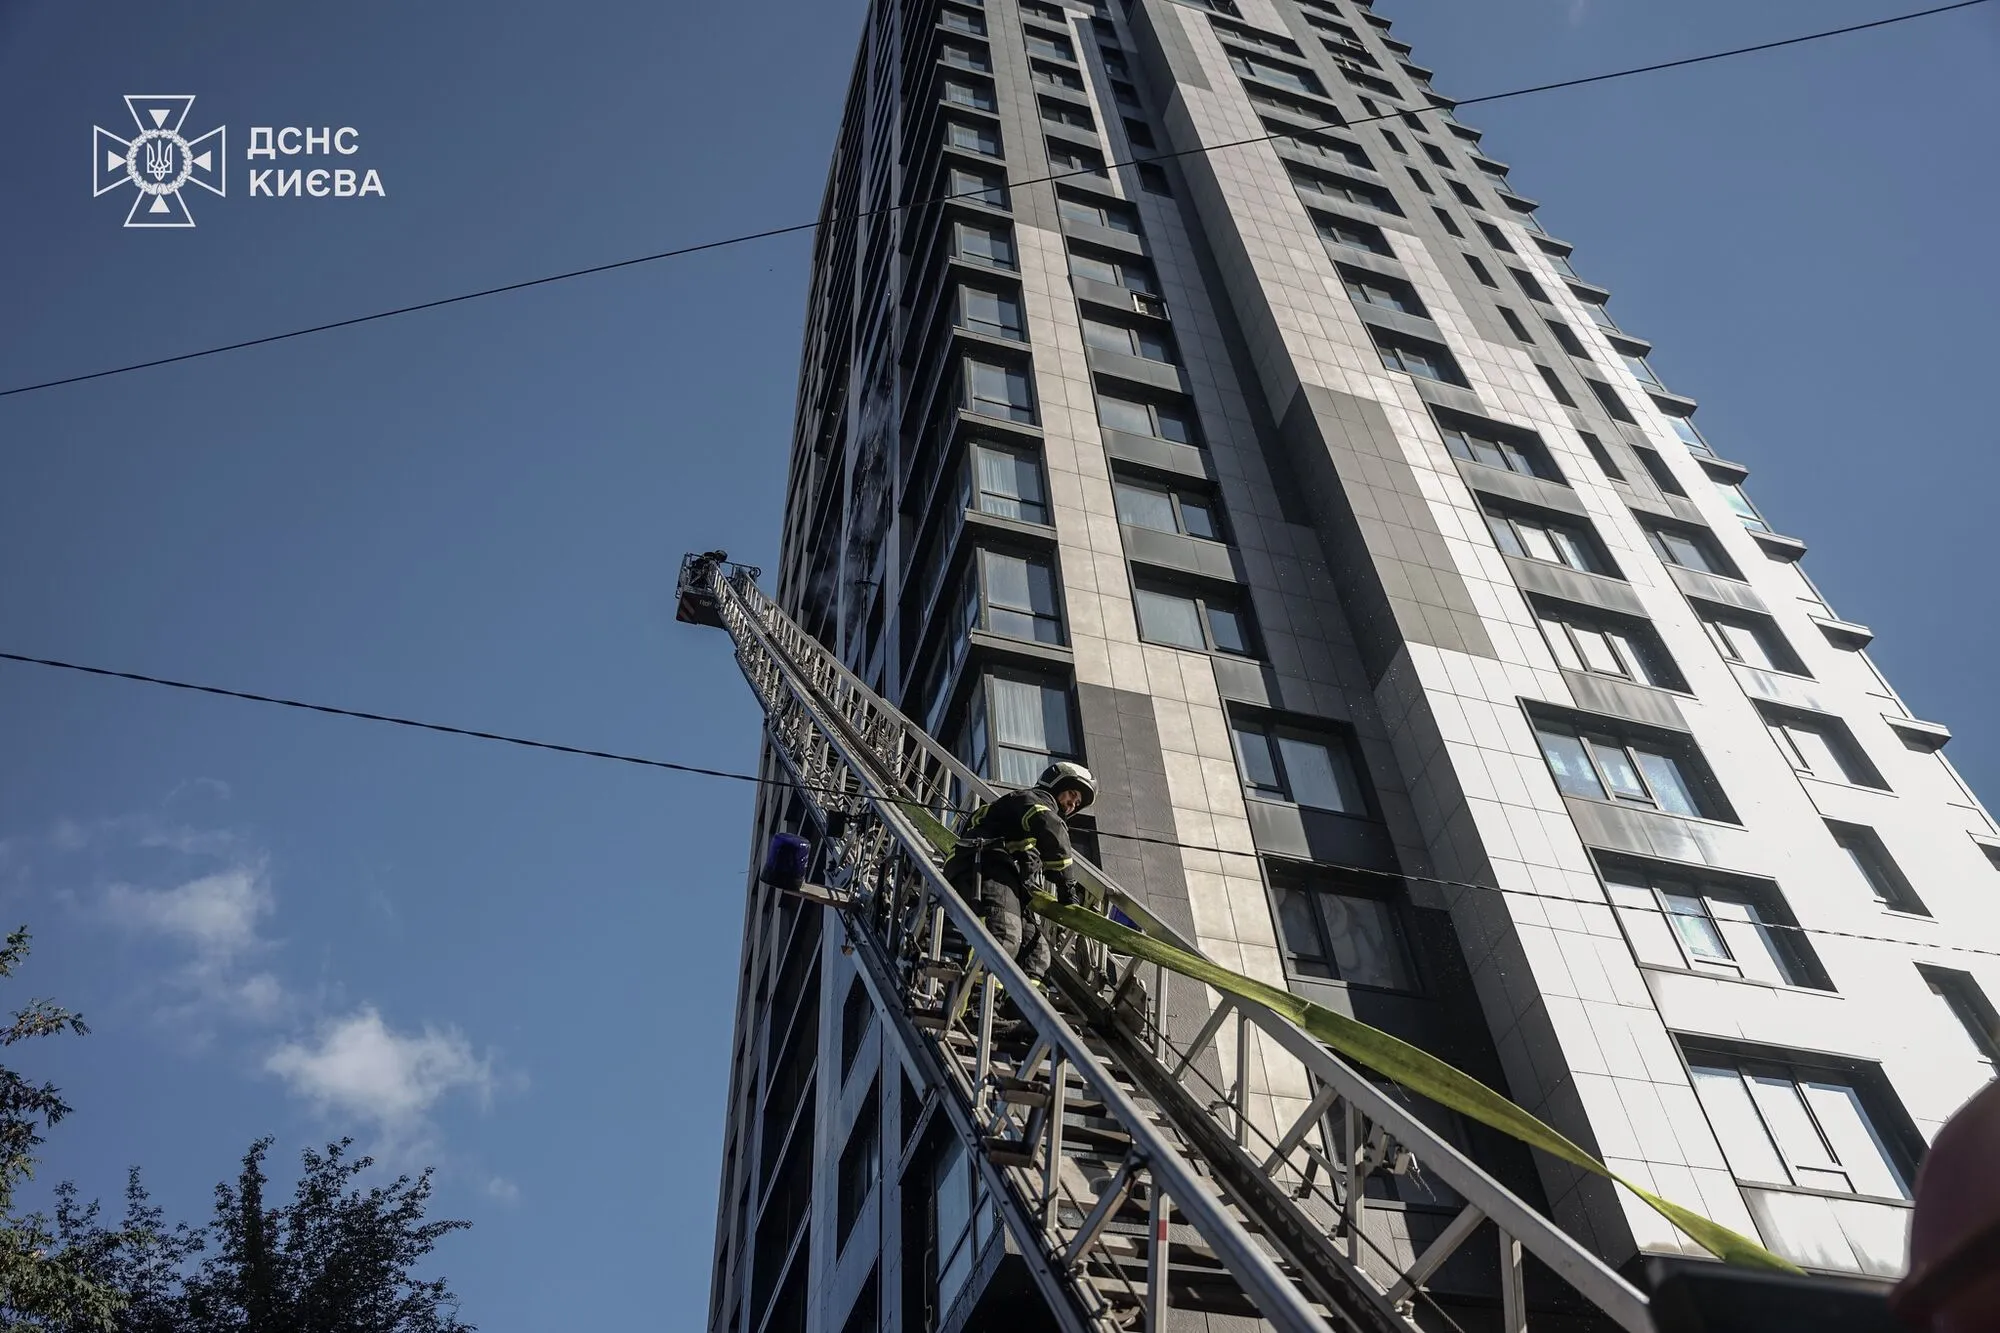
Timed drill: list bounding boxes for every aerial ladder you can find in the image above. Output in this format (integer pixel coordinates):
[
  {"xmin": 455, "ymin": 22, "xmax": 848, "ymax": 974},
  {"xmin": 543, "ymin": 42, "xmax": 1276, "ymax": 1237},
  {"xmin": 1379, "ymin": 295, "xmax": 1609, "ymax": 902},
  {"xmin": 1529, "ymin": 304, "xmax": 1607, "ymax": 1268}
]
[{"xmin": 678, "ymin": 551, "xmax": 1806, "ymax": 1333}]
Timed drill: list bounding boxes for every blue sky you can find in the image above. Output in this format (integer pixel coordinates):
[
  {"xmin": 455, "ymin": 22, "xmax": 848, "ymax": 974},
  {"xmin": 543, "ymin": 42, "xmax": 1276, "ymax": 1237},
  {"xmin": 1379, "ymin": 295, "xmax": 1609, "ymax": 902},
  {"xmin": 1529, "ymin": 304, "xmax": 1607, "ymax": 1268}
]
[{"xmin": 0, "ymin": 0, "xmax": 1994, "ymax": 1326}]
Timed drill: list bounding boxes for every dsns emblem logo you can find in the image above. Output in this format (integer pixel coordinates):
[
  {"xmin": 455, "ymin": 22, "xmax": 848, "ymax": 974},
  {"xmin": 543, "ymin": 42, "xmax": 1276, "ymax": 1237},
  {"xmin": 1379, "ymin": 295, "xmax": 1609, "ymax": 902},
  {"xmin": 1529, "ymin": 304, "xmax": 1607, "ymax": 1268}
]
[{"xmin": 93, "ymin": 95, "xmax": 225, "ymax": 228}]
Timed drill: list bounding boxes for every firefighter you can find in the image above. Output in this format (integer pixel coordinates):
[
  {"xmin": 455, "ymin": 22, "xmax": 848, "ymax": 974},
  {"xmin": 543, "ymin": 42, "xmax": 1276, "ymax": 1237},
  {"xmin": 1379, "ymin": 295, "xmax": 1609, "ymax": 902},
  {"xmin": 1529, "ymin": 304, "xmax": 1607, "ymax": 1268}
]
[{"xmin": 943, "ymin": 761, "xmax": 1097, "ymax": 989}]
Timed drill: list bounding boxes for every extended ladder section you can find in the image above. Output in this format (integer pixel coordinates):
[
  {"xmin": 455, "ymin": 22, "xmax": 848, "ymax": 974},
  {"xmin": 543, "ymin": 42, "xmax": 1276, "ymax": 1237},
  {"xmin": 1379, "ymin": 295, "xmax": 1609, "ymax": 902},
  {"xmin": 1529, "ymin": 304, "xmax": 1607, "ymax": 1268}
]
[{"xmin": 680, "ymin": 554, "xmax": 1658, "ymax": 1333}]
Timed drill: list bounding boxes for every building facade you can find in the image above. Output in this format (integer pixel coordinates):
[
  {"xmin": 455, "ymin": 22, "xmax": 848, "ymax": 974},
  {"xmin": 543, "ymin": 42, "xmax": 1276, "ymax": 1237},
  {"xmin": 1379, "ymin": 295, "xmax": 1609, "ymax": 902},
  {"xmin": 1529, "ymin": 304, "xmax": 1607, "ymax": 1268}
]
[{"xmin": 707, "ymin": 0, "xmax": 2000, "ymax": 1329}]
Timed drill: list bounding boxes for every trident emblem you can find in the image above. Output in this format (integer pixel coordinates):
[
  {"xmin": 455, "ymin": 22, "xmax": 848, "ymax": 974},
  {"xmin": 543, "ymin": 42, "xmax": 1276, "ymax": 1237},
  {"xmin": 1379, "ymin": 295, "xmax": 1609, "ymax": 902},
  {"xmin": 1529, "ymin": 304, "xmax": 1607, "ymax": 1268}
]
[
  {"xmin": 144, "ymin": 137, "xmax": 177, "ymax": 182},
  {"xmin": 92, "ymin": 95, "xmax": 226, "ymax": 228}
]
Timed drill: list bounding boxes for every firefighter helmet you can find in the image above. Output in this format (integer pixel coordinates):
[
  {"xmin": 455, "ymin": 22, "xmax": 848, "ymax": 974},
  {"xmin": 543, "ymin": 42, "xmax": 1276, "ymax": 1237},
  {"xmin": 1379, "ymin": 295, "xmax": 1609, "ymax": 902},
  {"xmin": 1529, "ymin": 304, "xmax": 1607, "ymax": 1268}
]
[{"xmin": 1037, "ymin": 761, "xmax": 1097, "ymax": 811}]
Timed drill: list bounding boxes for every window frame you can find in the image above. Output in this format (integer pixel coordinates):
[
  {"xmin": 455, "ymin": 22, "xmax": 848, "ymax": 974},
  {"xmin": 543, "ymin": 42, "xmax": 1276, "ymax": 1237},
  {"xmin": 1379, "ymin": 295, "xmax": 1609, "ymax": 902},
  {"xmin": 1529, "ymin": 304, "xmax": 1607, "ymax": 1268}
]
[
  {"xmin": 1482, "ymin": 504, "xmax": 1611, "ymax": 575},
  {"xmin": 955, "ymin": 282, "xmax": 1024, "ymax": 340},
  {"xmin": 1918, "ymin": 965, "xmax": 2000, "ymax": 1065},
  {"xmin": 961, "ymin": 355, "xmax": 1036, "ymax": 423},
  {"xmin": 1760, "ymin": 707, "xmax": 1885, "ymax": 789},
  {"xmin": 1438, "ymin": 420, "xmax": 1556, "ymax": 480},
  {"xmin": 1373, "ymin": 330, "xmax": 1465, "ymax": 385},
  {"xmin": 946, "ymin": 162, "xmax": 1009, "ymax": 207},
  {"xmin": 1081, "ymin": 313, "xmax": 1177, "ymax": 364},
  {"xmin": 960, "ymin": 668, "xmax": 1079, "ymax": 787},
  {"xmin": 1532, "ymin": 714, "xmax": 1722, "ymax": 820},
  {"xmin": 1056, "ymin": 190, "xmax": 1140, "ymax": 234},
  {"xmin": 971, "ymin": 545, "xmax": 1066, "ymax": 645},
  {"xmin": 835, "ymin": 1082, "xmax": 880, "ymax": 1254},
  {"xmin": 964, "ymin": 439, "xmax": 1049, "ymax": 524},
  {"xmin": 1700, "ymin": 609, "xmax": 1804, "ymax": 676},
  {"xmin": 1685, "ymin": 1053, "xmax": 1913, "ymax": 1202},
  {"xmin": 1644, "ymin": 522, "xmax": 1738, "ymax": 579},
  {"xmin": 952, "ymin": 217, "xmax": 1016, "ymax": 269},
  {"xmin": 1827, "ymin": 821, "xmax": 1926, "ymax": 915},
  {"xmin": 1112, "ymin": 473, "xmax": 1224, "ymax": 541},
  {"xmin": 1266, "ymin": 862, "xmax": 1417, "ymax": 992},
  {"xmin": 1230, "ymin": 715, "xmax": 1370, "ymax": 816},
  {"xmin": 1096, "ymin": 391, "xmax": 1199, "ymax": 445},
  {"xmin": 1131, "ymin": 577, "xmax": 1257, "ymax": 656},
  {"xmin": 1339, "ymin": 266, "xmax": 1425, "ymax": 316},
  {"xmin": 1067, "ymin": 245, "xmax": 1157, "ymax": 295},
  {"xmin": 1532, "ymin": 600, "xmax": 1683, "ymax": 690},
  {"xmin": 1604, "ymin": 866, "xmax": 1817, "ymax": 987}
]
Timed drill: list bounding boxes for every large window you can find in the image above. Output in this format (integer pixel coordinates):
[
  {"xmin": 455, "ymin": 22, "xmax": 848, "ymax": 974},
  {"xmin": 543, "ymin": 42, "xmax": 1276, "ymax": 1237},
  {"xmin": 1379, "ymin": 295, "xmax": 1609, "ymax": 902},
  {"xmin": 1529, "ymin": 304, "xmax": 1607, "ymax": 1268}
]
[
  {"xmin": 948, "ymin": 164, "xmax": 1008, "ymax": 207},
  {"xmin": 1533, "ymin": 715, "xmax": 1717, "ymax": 818},
  {"xmin": 1644, "ymin": 523, "xmax": 1736, "ymax": 578},
  {"xmin": 1082, "ymin": 316, "xmax": 1174, "ymax": 363},
  {"xmin": 966, "ymin": 441, "xmax": 1047, "ymax": 523},
  {"xmin": 1097, "ymin": 392, "xmax": 1198, "ymax": 444},
  {"xmin": 1030, "ymin": 59, "xmax": 1083, "ymax": 90},
  {"xmin": 1039, "ymin": 97, "xmax": 1094, "ymax": 131},
  {"xmin": 1687, "ymin": 1057, "xmax": 1909, "ymax": 1200},
  {"xmin": 954, "ymin": 218, "xmax": 1015, "ymax": 268},
  {"xmin": 963, "ymin": 358, "xmax": 1034, "ymax": 422},
  {"xmin": 1057, "ymin": 192, "xmax": 1139, "ymax": 233},
  {"xmin": 1760, "ymin": 707, "xmax": 1883, "ymax": 788},
  {"xmin": 1047, "ymin": 140, "xmax": 1108, "ymax": 179},
  {"xmin": 1826, "ymin": 821, "xmax": 1925, "ymax": 914},
  {"xmin": 963, "ymin": 671, "xmax": 1076, "ymax": 785},
  {"xmin": 1314, "ymin": 211, "xmax": 1392, "ymax": 256},
  {"xmin": 1133, "ymin": 579, "xmax": 1254, "ymax": 655},
  {"xmin": 1712, "ymin": 478, "xmax": 1769, "ymax": 531},
  {"xmin": 975, "ymin": 548, "xmax": 1063, "ymax": 644},
  {"xmin": 957, "ymin": 284, "xmax": 1023, "ymax": 339},
  {"xmin": 835, "ymin": 1085, "xmax": 879, "ymax": 1254},
  {"xmin": 1605, "ymin": 866, "xmax": 1817, "ymax": 987},
  {"xmin": 930, "ymin": 1138, "xmax": 995, "ymax": 1315},
  {"xmin": 1372, "ymin": 330, "xmax": 1465, "ymax": 385},
  {"xmin": 940, "ymin": 4, "xmax": 986, "ymax": 34},
  {"xmin": 945, "ymin": 117, "xmax": 1002, "ymax": 156},
  {"xmin": 1068, "ymin": 247, "xmax": 1156, "ymax": 295},
  {"xmin": 1270, "ymin": 121, "xmax": 1371, "ymax": 169},
  {"xmin": 1288, "ymin": 163, "xmax": 1399, "ymax": 214},
  {"xmin": 943, "ymin": 78, "xmax": 997, "ymax": 112},
  {"xmin": 1227, "ymin": 50, "xmax": 1326, "ymax": 95},
  {"xmin": 940, "ymin": 39, "xmax": 991, "ymax": 71},
  {"xmin": 1533, "ymin": 601, "xmax": 1681, "ymax": 689},
  {"xmin": 1268, "ymin": 864, "xmax": 1414, "ymax": 990},
  {"xmin": 1700, "ymin": 609, "xmax": 1802, "ymax": 675},
  {"xmin": 1918, "ymin": 966, "xmax": 2000, "ymax": 1066},
  {"xmin": 839, "ymin": 974, "xmax": 872, "ymax": 1080},
  {"xmin": 1438, "ymin": 420, "xmax": 1554, "ymax": 479},
  {"xmin": 1483, "ymin": 505, "xmax": 1609, "ymax": 575},
  {"xmin": 1231, "ymin": 717, "xmax": 1367, "ymax": 814},
  {"xmin": 1340, "ymin": 268, "xmax": 1425, "ymax": 316},
  {"xmin": 1024, "ymin": 28, "xmax": 1075, "ymax": 62},
  {"xmin": 1113, "ymin": 476, "xmax": 1221, "ymax": 539}
]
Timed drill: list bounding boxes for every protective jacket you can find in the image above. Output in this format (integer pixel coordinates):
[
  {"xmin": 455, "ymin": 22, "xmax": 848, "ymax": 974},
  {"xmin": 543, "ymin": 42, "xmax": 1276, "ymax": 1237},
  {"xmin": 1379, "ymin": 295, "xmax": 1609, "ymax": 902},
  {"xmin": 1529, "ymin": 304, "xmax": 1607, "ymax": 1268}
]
[{"xmin": 948, "ymin": 785, "xmax": 1079, "ymax": 892}]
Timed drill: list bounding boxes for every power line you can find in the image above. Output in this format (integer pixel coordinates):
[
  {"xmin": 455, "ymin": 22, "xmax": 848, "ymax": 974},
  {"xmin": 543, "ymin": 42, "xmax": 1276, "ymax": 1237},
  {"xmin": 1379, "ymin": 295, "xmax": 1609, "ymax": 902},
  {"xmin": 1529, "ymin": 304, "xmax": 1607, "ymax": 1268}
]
[
  {"xmin": 3, "ymin": 0, "xmax": 1984, "ymax": 402},
  {"xmin": 6, "ymin": 646, "xmax": 1996, "ymax": 962}
]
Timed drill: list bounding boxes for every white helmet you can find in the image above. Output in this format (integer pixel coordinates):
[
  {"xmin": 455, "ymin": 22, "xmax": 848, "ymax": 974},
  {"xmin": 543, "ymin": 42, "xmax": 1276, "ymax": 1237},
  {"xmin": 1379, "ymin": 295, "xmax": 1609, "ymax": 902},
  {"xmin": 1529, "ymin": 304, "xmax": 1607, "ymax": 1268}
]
[{"xmin": 1038, "ymin": 761, "xmax": 1097, "ymax": 811}]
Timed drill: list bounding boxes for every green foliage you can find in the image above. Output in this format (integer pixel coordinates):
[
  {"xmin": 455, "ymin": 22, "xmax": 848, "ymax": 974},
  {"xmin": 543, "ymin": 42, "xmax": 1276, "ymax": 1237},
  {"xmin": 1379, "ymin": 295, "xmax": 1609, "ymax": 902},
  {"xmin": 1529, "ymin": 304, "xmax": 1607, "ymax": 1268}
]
[{"xmin": 0, "ymin": 927, "xmax": 475, "ymax": 1332}]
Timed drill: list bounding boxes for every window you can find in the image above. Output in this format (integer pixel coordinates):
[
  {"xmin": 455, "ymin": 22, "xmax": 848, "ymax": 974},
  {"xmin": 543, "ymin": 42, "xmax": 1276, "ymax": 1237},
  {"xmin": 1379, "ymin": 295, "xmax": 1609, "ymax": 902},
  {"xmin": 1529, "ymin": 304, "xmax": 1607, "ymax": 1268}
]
[
  {"xmin": 941, "ymin": 40, "xmax": 992, "ymax": 71},
  {"xmin": 1462, "ymin": 253, "xmax": 1497, "ymax": 287},
  {"xmin": 1068, "ymin": 247, "xmax": 1156, "ymax": 294},
  {"xmin": 957, "ymin": 284, "xmax": 1023, "ymax": 338},
  {"xmin": 1227, "ymin": 51, "xmax": 1326, "ymax": 96},
  {"xmin": 1097, "ymin": 392, "xmax": 1198, "ymax": 444},
  {"xmin": 1382, "ymin": 129, "xmax": 1408, "ymax": 154},
  {"xmin": 1633, "ymin": 447, "xmax": 1685, "ymax": 497},
  {"xmin": 930, "ymin": 1138, "xmax": 994, "ymax": 1313},
  {"xmin": 1024, "ymin": 28, "xmax": 1075, "ymax": 62},
  {"xmin": 1232, "ymin": 717, "xmax": 1367, "ymax": 813},
  {"xmin": 967, "ymin": 441, "xmax": 1048, "ymax": 523},
  {"xmin": 1448, "ymin": 179, "xmax": 1480, "ymax": 207},
  {"xmin": 1644, "ymin": 523, "xmax": 1736, "ymax": 578},
  {"xmin": 964, "ymin": 358, "xmax": 1033, "ymax": 422},
  {"xmin": 1508, "ymin": 266, "xmax": 1548, "ymax": 302},
  {"xmin": 943, "ymin": 78, "xmax": 997, "ymax": 112},
  {"xmin": 1100, "ymin": 46, "xmax": 1132, "ymax": 77},
  {"xmin": 1314, "ymin": 211, "xmax": 1392, "ymax": 256},
  {"xmin": 1039, "ymin": 97, "xmax": 1094, "ymax": 132},
  {"xmin": 1483, "ymin": 505, "xmax": 1608, "ymax": 574},
  {"xmin": 1133, "ymin": 579, "xmax": 1254, "ymax": 655},
  {"xmin": 1666, "ymin": 413, "xmax": 1709, "ymax": 452},
  {"xmin": 836, "ymin": 1088, "xmax": 880, "ymax": 1253},
  {"xmin": 1137, "ymin": 162, "xmax": 1172, "ymax": 195},
  {"xmin": 1340, "ymin": 267, "xmax": 1425, "ymax": 316},
  {"xmin": 948, "ymin": 163, "xmax": 1007, "ymax": 206},
  {"xmin": 963, "ymin": 671, "xmax": 1076, "ymax": 785},
  {"xmin": 1545, "ymin": 320, "xmax": 1590, "ymax": 360},
  {"xmin": 1475, "ymin": 219, "xmax": 1513, "ymax": 252},
  {"xmin": 1827, "ymin": 821, "xmax": 1925, "ymax": 914},
  {"xmin": 1578, "ymin": 431, "xmax": 1624, "ymax": 481},
  {"xmin": 1111, "ymin": 81, "xmax": 1143, "ymax": 112},
  {"xmin": 1536, "ymin": 364, "xmax": 1577, "ymax": 407},
  {"xmin": 1606, "ymin": 868, "xmax": 1813, "ymax": 986},
  {"xmin": 1210, "ymin": 17, "xmax": 1300, "ymax": 56},
  {"xmin": 1019, "ymin": 0, "xmax": 1064, "ymax": 19},
  {"xmin": 940, "ymin": 4, "xmax": 986, "ymax": 34},
  {"xmin": 1373, "ymin": 330, "xmax": 1464, "ymax": 385},
  {"xmin": 1701, "ymin": 610, "xmax": 1802, "ymax": 675},
  {"xmin": 1533, "ymin": 715, "xmax": 1718, "ymax": 818},
  {"xmin": 1405, "ymin": 167, "xmax": 1436, "ymax": 196},
  {"xmin": 1438, "ymin": 419, "xmax": 1553, "ymax": 479},
  {"xmin": 1497, "ymin": 306, "xmax": 1533, "ymax": 342},
  {"xmin": 1688, "ymin": 1058, "xmax": 1909, "ymax": 1199},
  {"xmin": 1620, "ymin": 352, "xmax": 1662, "ymax": 386},
  {"xmin": 977, "ymin": 548, "xmax": 1063, "ymax": 643},
  {"xmin": 1761, "ymin": 708, "xmax": 1884, "ymax": 788},
  {"xmin": 1031, "ymin": 59, "xmax": 1084, "ymax": 90},
  {"xmin": 1269, "ymin": 121, "xmax": 1371, "ymax": 170},
  {"xmin": 1431, "ymin": 206, "xmax": 1463, "ymax": 237},
  {"xmin": 1578, "ymin": 297, "xmax": 1617, "ymax": 330},
  {"xmin": 1712, "ymin": 478, "xmax": 1768, "ymax": 531},
  {"xmin": 839, "ymin": 975, "xmax": 873, "ymax": 1079},
  {"xmin": 1269, "ymin": 864, "xmax": 1414, "ymax": 990},
  {"xmin": 1123, "ymin": 117, "xmax": 1154, "ymax": 147},
  {"xmin": 1585, "ymin": 377, "xmax": 1637, "ymax": 423},
  {"xmin": 1533, "ymin": 601, "xmax": 1682, "ymax": 689},
  {"xmin": 1114, "ymin": 475, "xmax": 1222, "ymax": 539},
  {"xmin": 1057, "ymin": 192, "xmax": 1139, "ymax": 233},
  {"xmin": 1047, "ymin": 140, "xmax": 1108, "ymax": 178},
  {"xmin": 954, "ymin": 218, "xmax": 1015, "ymax": 268},
  {"xmin": 1290, "ymin": 163, "xmax": 1400, "ymax": 214},
  {"xmin": 1918, "ymin": 966, "xmax": 2000, "ymax": 1064},
  {"xmin": 1423, "ymin": 141, "xmax": 1451, "ymax": 168}
]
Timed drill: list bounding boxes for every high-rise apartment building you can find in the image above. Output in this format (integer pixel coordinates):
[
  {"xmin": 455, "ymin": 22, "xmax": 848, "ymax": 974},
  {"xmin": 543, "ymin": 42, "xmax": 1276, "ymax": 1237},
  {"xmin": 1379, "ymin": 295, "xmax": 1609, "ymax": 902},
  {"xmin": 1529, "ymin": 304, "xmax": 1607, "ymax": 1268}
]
[{"xmin": 707, "ymin": 0, "xmax": 2000, "ymax": 1329}]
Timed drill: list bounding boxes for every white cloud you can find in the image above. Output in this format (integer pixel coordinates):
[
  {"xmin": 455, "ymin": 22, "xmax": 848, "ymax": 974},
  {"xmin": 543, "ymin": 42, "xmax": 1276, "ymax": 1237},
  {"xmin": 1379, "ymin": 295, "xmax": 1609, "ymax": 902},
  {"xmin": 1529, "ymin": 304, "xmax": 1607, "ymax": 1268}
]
[
  {"xmin": 266, "ymin": 1007, "xmax": 494, "ymax": 1134},
  {"xmin": 104, "ymin": 863, "xmax": 272, "ymax": 960},
  {"xmin": 484, "ymin": 1176, "xmax": 520, "ymax": 1203}
]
